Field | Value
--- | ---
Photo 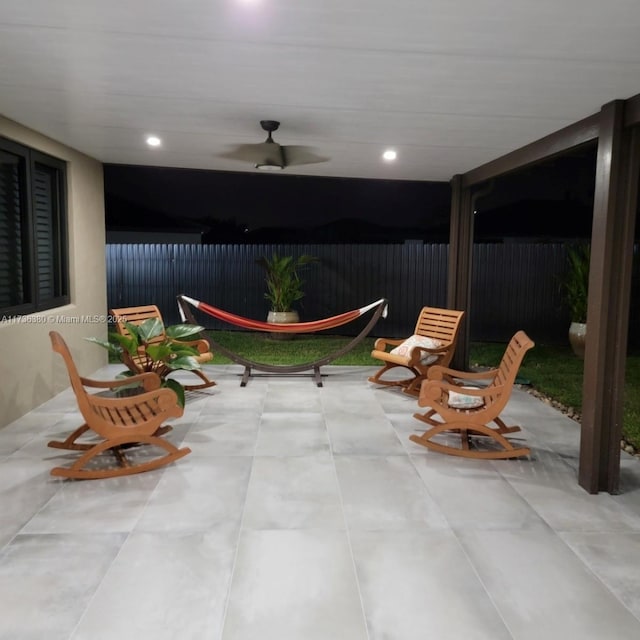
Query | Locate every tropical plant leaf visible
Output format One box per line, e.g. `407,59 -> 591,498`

84,336 -> 122,358
109,331 -> 138,355
122,320 -> 142,344
164,378 -> 186,408
166,355 -> 200,370
136,317 -> 164,342
170,346 -> 200,358
165,324 -> 205,339
146,343 -> 173,361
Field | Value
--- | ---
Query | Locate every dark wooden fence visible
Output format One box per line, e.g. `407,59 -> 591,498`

106,243 -> 639,345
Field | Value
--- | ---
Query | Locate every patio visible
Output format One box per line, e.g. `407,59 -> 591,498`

1,364 -> 640,640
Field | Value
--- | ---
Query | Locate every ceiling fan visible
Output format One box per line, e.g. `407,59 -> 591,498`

218,120 -> 329,171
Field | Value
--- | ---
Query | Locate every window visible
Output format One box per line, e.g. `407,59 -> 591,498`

0,137 -> 68,315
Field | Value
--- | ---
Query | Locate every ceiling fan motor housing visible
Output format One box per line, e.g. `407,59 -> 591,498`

260,120 -> 280,134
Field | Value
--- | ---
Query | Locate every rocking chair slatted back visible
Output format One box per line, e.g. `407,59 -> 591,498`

110,304 -> 216,391
111,305 -> 169,367
414,308 -> 464,348
368,306 -> 464,396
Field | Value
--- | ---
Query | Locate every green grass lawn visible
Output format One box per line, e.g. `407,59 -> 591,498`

204,330 -> 640,449
205,330 -> 379,366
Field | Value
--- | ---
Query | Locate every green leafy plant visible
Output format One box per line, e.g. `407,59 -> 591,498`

561,243 -> 590,323
255,253 -> 319,312
86,318 -> 205,407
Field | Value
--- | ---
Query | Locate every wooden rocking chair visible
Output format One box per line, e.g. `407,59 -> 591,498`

368,306 -> 464,395
48,331 -> 191,479
111,304 -> 216,391
410,330 -> 534,459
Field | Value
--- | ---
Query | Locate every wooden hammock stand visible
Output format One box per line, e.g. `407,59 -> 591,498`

177,295 -> 388,386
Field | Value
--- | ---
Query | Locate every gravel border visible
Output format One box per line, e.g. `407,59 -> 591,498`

521,385 -> 639,458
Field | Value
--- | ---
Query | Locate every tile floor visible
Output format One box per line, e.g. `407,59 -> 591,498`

1,364 -> 640,640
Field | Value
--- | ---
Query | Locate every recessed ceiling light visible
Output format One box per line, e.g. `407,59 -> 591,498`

146,135 -> 162,147
383,149 -> 397,161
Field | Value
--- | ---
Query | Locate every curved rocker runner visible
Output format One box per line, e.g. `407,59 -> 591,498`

177,295 -> 388,386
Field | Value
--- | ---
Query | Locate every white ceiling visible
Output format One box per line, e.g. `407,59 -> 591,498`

2,0 -> 640,182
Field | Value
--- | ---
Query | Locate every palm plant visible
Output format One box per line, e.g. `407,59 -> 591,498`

255,253 -> 318,312
561,243 -> 590,323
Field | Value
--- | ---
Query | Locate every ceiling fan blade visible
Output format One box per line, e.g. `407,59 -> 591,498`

218,142 -> 284,164
281,145 -> 330,166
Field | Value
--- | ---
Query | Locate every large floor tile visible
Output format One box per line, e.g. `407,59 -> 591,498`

411,455 -> 547,531
335,455 -> 449,531
184,411 -> 261,456
242,455 -> 344,530
22,472 -> 161,534
255,413 -> 330,457
325,412 -> 405,455
499,460 -> 640,532
0,533 -> 125,640
262,383 -> 322,413
350,530 -> 513,640
221,529 -> 368,640
0,458 -> 61,547
319,385 -> 385,416
458,528 -> 640,639
134,456 -> 252,533
560,531 -> 640,620
71,527 -> 237,640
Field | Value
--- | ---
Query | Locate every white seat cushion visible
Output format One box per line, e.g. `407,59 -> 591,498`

447,387 -> 485,409
390,335 -> 442,365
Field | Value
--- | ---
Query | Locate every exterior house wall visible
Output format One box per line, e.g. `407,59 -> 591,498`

0,115 -> 107,428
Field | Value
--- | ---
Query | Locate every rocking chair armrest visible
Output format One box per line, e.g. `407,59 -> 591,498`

80,371 -> 162,391
420,379 -> 506,406
426,366 -> 499,382
373,337 -> 404,351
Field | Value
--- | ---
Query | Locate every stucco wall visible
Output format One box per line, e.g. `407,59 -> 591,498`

0,116 -> 107,427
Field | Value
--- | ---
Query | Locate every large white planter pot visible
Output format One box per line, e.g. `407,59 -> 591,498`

267,310 -> 299,340
568,321 -> 586,359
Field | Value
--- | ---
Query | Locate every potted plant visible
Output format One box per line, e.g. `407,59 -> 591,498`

255,253 -> 318,335
86,317 -> 205,407
561,243 -> 590,358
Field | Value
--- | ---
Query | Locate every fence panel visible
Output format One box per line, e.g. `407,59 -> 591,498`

106,242 -> 639,345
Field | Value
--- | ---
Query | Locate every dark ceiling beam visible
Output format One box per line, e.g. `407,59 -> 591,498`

462,113 -> 600,188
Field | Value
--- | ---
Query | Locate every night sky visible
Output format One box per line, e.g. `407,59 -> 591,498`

104,164 -> 452,232
104,145 -> 601,241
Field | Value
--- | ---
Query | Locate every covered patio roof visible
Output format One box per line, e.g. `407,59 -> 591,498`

1,1 -> 640,181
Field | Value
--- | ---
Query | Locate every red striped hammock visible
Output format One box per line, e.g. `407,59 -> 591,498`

177,295 -> 388,333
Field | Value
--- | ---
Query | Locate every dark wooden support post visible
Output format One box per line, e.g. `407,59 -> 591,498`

447,175 -> 474,370
579,101 -> 639,494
